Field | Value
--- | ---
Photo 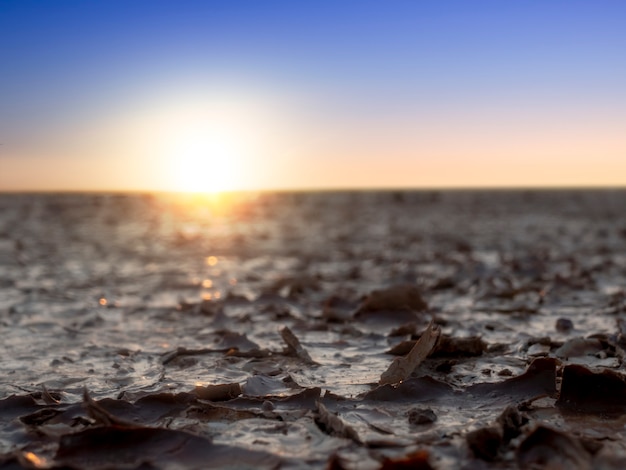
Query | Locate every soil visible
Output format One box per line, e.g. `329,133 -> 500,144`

1,189 -> 626,469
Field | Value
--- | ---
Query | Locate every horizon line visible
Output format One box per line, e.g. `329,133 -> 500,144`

1,184 -> 626,196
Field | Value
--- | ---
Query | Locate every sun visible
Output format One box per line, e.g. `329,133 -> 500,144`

168,128 -> 244,194
138,89 -> 285,194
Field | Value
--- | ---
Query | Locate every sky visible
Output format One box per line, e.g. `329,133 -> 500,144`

1,0 -> 625,192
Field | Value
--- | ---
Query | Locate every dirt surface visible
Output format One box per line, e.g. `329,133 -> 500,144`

1,190 -> 626,469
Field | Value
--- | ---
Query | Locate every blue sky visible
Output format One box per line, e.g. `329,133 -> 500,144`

1,1 -> 626,190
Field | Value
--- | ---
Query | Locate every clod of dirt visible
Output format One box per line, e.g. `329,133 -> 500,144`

432,335 -> 487,357
356,284 -> 428,314
322,295 -> 359,322
555,317 -> 574,332
407,408 -> 437,425
194,383 -> 242,401
516,426 -> 592,469
380,449 -> 434,469
556,364 -> 626,414
497,405 -> 527,442
387,335 -> 486,357
466,426 -> 503,461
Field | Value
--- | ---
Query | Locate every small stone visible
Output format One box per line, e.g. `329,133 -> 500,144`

556,318 -> 574,332
497,405 -> 527,442
408,408 -> 437,425
466,426 -> 503,461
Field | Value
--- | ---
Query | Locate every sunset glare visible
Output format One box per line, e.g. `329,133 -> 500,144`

166,129 -> 244,193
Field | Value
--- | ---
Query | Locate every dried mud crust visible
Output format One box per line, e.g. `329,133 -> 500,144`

1,190 -> 626,469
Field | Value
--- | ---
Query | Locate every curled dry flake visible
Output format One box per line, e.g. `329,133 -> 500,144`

280,326 -> 316,364
82,388 -> 136,428
380,321 -> 441,385
41,384 -> 61,405
316,402 -> 361,444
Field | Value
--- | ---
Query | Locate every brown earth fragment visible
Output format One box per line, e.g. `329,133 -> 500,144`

365,376 -> 453,402
516,426 -> 592,470
468,357 -> 558,401
199,298 -> 223,315
316,402 -> 361,443
41,384 -> 61,405
281,326 -> 317,364
225,348 -> 272,358
433,335 -> 487,357
0,395 -> 39,422
322,295 -> 358,323
555,338 -> 603,359
82,388 -> 137,428
380,321 -> 440,385
355,309 -> 420,328
556,364 -> 626,414
55,426 -> 281,469
194,383 -> 242,401
387,335 -> 486,357
19,408 -> 63,426
388,322 -> 418,337
556,317 -> 574,332
497,405 -> 527,442
229,387 -> 322,411
407,408 -> 437,425
380,450 -> 434,470
466,426 -> 503,461
356,284 -> 428,314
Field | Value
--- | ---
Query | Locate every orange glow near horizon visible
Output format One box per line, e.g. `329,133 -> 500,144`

1,89 -> 626,192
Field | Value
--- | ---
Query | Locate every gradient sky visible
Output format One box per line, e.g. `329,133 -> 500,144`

1,0 -> 625,191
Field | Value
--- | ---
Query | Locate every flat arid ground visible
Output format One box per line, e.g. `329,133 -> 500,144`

1,190 -> 626,469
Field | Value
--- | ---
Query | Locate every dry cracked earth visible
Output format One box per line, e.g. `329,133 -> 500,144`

1,190 -> 626,469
